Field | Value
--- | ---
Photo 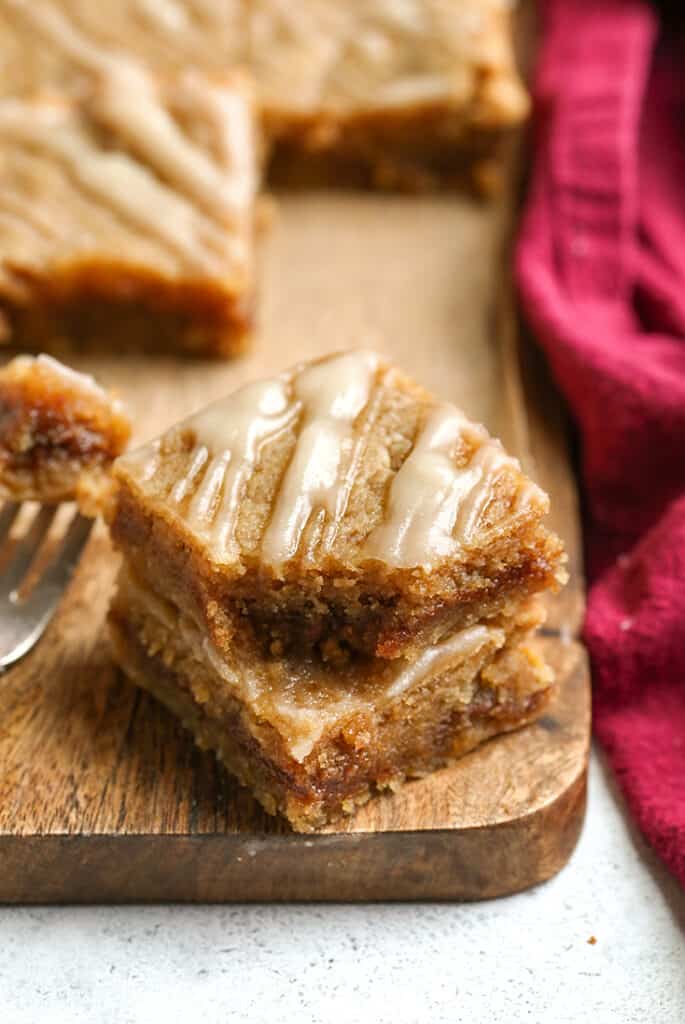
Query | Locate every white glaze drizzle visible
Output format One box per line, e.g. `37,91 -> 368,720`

121,351 -> 545,571
176,377 -> 298,561
120,352 -> 381,567
2,2 -> 253,264
385,624 -> 502,699
174,72 -> 257,212
0,102 -> 224,274
134,0 -> 189,33
5,0 -> 527,131
453,442 -> 515,540
4,0 -> 116,76
363,405 -> 517,568
318,365 -> 390,556
170,444 -> 209,505
91,61 -> 248,223
260,350 -> 379,566
11,353 -> 104,399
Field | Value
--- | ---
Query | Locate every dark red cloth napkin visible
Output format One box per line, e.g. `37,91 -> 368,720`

517,0 -> 685,886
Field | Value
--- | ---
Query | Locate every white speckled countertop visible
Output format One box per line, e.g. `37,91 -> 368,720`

0,748 -> 683,1024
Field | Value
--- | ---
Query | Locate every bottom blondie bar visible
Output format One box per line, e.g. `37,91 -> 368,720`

109,569 -> 552,831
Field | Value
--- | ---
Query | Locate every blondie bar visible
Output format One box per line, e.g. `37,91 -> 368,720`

0,62 -> 258,356
1,0 -> 528,192
110,350 -> 565,661
110,567 -> 552,830
107,350 -> 564,829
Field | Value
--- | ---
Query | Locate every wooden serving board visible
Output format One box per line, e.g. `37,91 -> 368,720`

0,185 -> 590,902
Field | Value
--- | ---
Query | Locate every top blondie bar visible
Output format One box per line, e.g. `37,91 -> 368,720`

110,350 -> 565,661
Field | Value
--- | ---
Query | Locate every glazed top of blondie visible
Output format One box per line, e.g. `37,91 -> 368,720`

1,0 -> 527,126
115,349 -> 550,579
249,0 -> 528,125
0,59 -> 256,297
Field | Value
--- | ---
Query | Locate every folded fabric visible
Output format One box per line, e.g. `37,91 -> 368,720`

517,0 -> 685,886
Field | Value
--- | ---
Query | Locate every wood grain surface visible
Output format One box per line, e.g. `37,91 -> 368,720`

0,186 -> 590,902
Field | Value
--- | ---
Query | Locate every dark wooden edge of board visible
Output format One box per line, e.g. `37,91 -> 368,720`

0,643 -> 589,902
1,782 -> 587,904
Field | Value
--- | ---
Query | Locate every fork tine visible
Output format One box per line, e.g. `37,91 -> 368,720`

0,505 -> 56,592
33,512 -> 93,592
0,512 -> 93,671
0,501 -> 19,543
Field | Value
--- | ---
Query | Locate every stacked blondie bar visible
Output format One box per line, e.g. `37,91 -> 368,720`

0,4 -> 561,831
107,350 -> 566,830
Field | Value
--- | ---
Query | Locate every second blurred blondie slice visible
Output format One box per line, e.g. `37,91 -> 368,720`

0,62 -> 259,357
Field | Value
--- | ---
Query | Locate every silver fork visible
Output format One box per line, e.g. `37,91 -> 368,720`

0,501 -> 93,670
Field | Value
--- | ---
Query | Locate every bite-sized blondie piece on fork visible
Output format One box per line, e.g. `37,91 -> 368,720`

0,61 -> 259,357
107,350 -> 566,830
0,354 -> 130,511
